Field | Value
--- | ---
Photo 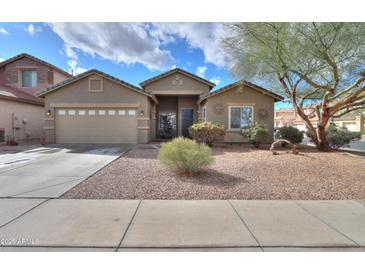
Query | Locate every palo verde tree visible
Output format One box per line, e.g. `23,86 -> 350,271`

222,23 -> 365,151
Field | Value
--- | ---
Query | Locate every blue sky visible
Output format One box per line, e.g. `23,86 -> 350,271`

0,22 -> 234,90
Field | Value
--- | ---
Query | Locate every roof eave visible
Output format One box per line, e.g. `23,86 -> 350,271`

36,69 -> 150,99
0,53 -> 71,78
0,94 -> 44,106
198,80 -> 284,103
139,68 -> 216,89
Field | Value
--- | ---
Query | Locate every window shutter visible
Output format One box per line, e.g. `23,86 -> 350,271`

48,71 -> 54,85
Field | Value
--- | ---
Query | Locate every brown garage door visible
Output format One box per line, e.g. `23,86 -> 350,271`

55,108 -> 138,144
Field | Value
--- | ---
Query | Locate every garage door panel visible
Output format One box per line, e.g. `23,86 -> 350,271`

55,108 -> 138,144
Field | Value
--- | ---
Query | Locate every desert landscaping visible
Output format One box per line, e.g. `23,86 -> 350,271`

62,144 -> 365,200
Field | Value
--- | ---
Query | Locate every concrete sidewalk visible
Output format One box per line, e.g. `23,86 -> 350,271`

0,199 -> 364,252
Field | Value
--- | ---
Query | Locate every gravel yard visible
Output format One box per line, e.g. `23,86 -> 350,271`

62,144 -> 365,200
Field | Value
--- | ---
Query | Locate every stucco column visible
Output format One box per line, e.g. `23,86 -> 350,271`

356,114 -> 364,132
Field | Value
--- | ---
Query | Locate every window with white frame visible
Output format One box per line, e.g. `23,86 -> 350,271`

118,110 -> 126,115
98,110 -> 106,115
88,110 -> 96,115
229,106 -> 253,129
21,70 -> 37,87
78,110 -> 86,115
202,106 -> 207,122
108,110 -> 116,115
68,110 -> 76,115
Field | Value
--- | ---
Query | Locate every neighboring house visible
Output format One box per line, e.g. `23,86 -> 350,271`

0,53 -> 71,143
275,106 -> 318,131
37,68 -> 283,144
275,106 -> 364,132
333,112 -> 364,132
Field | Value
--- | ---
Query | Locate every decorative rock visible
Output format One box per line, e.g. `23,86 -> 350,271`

270,139 -> 299,155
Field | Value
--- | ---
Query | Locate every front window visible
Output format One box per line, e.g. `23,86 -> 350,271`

202,107 -> 207,122
230,106 -> 253,129
22,70 -> 37,87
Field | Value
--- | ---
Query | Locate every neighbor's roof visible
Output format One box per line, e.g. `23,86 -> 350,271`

334,111 -> 364,121
0,85 -> 44,106
199,80 -> 284,102
0,53 -> 71,77
36,69 -> 158,103
139,68 -> 216,90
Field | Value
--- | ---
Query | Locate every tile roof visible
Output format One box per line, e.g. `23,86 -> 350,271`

36,69 -> 157,103
0,53 -> 71,77
199,80 -> 284,102
0,85 -> 44,106
139,68 -> 216,89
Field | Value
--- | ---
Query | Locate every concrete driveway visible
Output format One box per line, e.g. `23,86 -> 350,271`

0,144 -> 131,198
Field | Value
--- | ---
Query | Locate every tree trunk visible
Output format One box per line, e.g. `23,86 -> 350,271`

316,125 -> 332,151
316,109 -> 332,152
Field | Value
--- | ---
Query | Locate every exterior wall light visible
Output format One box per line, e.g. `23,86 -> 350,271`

139,110 -> 144,116
46,110 -> 52,116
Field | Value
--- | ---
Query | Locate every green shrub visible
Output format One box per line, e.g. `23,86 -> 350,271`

275,126 -> 304,144
189,122 -> 225,146
158,137 -> 214,174
241,123 -> 269,148
305,130 -> 316,142
326,124 -> 361,149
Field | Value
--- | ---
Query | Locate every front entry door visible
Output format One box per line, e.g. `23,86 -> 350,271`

181,108 -> 194,137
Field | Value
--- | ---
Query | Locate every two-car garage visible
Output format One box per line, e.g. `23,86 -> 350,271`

37,69 -> 155,145
54,108 -> 138,144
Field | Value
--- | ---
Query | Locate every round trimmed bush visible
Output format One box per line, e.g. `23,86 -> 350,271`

158,137 -> 214,174
189,122 -> 225,146
326,123 -> 361,149
275,126 -> 304,144
241,123 -> 269,148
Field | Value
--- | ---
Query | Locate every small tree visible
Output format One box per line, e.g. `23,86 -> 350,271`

189,122 -> 225,146
242,123 -> 269,148
223,23 -> 365,151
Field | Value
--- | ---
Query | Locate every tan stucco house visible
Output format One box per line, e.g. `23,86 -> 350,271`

0,53 -> 71,143
37,68 -> 283,144
275,106 -> 365,132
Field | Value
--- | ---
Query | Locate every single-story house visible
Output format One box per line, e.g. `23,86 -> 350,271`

36,68 -> 283,144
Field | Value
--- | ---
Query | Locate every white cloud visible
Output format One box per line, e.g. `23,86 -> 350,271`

150,23 -> 228,68
209,76 -> 221,85
50,23 -> 174,71
67,59 -> 87,75
50,23 -> 228,72
0,57 -> 4,62
196,65 -> 207,77
64,45 -> 77,59
24,24 -> 42,36
0,27 -> 9,35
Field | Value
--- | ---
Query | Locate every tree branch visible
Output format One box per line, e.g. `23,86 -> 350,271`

329,76 -> 365,100
332,104 -> 365,118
